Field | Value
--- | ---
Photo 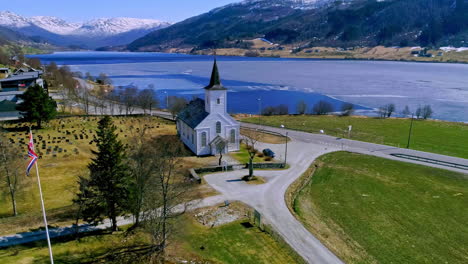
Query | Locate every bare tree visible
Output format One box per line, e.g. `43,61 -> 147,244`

296,100 -> 307,115
378,104 -> 396,118
141,135 -> 189,261
216,140 -> 227,166
402,105 -> 411,116
0,133 -> 25,216
340,103 -> 354,116
168,96 -> 188,119
242,129 -> 261,180
386,104 -> 396,118
421,105 -> 433,119
138,88 -> 159,115
126,127 -> 152,227
312,100 -> 334,115
122,87 -> 138,115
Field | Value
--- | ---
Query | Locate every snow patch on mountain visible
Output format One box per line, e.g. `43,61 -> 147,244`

0,11 -> 170,37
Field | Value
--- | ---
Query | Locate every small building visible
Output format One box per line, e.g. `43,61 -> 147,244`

0,71 -> 41,92
176,59 -> 240,156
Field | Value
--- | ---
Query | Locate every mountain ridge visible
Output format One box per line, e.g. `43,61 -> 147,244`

127,0 -> 468,52
0,11 -> 171,49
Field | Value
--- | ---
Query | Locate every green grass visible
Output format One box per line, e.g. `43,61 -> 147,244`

0,215 -> 300,264
231,144 -> 266,164
294,152 -> 468,264
243,115 -> 468,158
173,216 -> 300,264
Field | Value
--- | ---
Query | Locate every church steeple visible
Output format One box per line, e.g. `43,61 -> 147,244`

204,59 -> 227,90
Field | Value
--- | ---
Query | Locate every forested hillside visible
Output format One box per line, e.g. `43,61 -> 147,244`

128,0 -> 468,51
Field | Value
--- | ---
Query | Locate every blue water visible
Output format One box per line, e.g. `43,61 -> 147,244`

29,52 -> 468,121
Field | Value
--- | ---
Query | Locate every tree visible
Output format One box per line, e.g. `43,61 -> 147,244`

127,128 -> 154,227
141,135 -> 188,261
296,100 -> 307,115
340,103 -> 354,116
16,84 -> 57,128
312,100 -> 334,115
415,106 -> 422,119
421,105 -> 433,119
74,116 -> 131,231
242,129 -> 261,180
85,72 -> 94,82
386,104 -> 396,118
97,73 -> 112,85
0,133 -> 25,216
402,105 -> 411,116
121,87 -> 138,115
378,104 -> 396,118
138,88 -> 159,115
216,140 -> 227,166
168,96 -> 188,119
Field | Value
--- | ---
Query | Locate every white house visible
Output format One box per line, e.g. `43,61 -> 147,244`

177,59 -> 240,156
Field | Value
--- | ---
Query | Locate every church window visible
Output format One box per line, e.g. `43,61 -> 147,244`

231,129 -> 236,143
216,122 -> 221,134
201,132 -> 207,147
230,129 -> 236,143
217,98 -> 221,104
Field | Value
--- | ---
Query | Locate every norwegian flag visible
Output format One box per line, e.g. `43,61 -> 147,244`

27,131 -> 38,176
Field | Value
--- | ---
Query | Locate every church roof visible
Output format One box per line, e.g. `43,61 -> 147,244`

177,98 -> 209,129
204,59 -> 227,90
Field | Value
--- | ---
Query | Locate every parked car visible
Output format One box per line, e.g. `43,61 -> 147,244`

263,149 -> 275,158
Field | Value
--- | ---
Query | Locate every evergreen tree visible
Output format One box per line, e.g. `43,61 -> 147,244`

74,116 -> 131,231
16,84 -> 57,128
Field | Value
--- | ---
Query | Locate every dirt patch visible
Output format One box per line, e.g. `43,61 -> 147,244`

192,202 -> 249,228
241,175 -> 267,185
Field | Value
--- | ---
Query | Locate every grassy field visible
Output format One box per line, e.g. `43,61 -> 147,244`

0,116 -> 217,236
0,213 -> 300,264
293,152 -> 468,263
242,115 -> 468,159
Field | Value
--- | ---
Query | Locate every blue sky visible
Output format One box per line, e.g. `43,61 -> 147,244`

3,0 -> 239,22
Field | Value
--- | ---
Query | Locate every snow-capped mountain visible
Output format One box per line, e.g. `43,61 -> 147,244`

0,11 -> 171,48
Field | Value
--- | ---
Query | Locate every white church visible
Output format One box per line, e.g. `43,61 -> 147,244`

176,59 -> 240,156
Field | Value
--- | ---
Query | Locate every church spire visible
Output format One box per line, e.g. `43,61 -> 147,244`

204,58 -> 226,90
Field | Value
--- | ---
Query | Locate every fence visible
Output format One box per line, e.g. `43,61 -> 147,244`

188,162 -> 287,183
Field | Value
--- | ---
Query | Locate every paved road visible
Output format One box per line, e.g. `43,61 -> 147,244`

242,123 -> 468,174
205,140 -> 343,264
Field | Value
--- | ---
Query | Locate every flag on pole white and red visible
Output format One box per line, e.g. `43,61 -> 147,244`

27,131 -> 38,175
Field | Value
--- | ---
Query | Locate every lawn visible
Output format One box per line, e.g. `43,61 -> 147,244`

0,214 -> 300,264
242,115 -> 468,159
293,152 -> 468,263
0,116 -> 178,235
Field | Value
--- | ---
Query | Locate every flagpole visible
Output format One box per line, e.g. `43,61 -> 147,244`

31,130 -> 54,264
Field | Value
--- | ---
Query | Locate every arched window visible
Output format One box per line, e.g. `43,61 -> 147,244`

230,129 -> 236,143
201,132 -> 207,147
216,121 -> 221,134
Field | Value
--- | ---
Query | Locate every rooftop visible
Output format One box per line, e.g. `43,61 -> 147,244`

178,98 -> 209,129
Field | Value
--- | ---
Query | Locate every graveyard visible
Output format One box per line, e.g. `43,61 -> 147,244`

0,116 -> 217,235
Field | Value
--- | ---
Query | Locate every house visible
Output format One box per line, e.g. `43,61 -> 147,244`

176,59 -> 240,156
0,70 -> 42,92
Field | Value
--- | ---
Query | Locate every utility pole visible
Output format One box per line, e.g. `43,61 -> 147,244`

164,91 -> 169,110
406,113 -> 414,149
284,131 -> 288,166
257,98 -> 262,123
